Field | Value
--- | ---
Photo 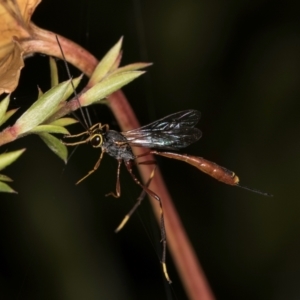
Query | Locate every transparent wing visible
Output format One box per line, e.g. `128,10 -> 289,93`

122,110 -> 202,150
126,110 -> 200,132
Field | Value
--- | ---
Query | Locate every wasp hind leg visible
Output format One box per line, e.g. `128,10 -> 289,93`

115,164 -> 157,232
124,160 -> 172,284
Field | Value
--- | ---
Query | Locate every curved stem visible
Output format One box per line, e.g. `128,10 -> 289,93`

23,23 -> 98,77
21,24 -> 215,300
109,91 -> 214,300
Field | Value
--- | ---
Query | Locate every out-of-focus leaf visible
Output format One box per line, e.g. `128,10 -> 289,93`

0,181 -> 16,193
0,94 -> 10,121
81,71 -> 145,106
39,132 -> 68,163
49,57 -> 58,87
0,95 -> 19,127
28,125 -> 69,135
14,79 -> 71,135
88,37 -> 123,86
0,0 -> 41,95
0,174 -> 13,182
0,149 -> 25,171
0,108 -> 19,126
49,118 -> 78,127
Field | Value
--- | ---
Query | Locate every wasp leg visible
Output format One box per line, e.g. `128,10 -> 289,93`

105,160 -> 122,198
63,123 -> 109,146
76,151 -> 105,185
99,123 -> 109,132
88,123 -> 109,132
134,151 -> 152,159
124,160 -> 172,284
63,130 -> 89,139
63,138 -> 90,146
115,164 -> 156,233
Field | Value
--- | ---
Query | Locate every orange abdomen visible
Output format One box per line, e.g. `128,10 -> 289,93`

151,151 -> 239,186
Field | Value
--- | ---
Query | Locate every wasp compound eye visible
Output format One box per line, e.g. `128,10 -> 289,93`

90,134 -> 103,148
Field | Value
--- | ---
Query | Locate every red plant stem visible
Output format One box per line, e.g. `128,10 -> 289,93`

23,23 -> 98,76
22,25 -> 215,300
109,92 -> 214,300
0,126 -> 18,146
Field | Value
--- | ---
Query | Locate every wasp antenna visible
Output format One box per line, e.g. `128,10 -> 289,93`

236,184 -> 273,197
55,35 -> 90,130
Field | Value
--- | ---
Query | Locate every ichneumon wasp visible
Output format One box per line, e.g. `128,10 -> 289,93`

63,109 -> 272,284
56,36 -> 271,284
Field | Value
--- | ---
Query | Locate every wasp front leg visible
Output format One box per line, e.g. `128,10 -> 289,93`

76,150 -> 105,185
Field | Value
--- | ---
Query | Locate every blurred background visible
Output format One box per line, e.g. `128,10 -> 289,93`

1,0 -> 300,299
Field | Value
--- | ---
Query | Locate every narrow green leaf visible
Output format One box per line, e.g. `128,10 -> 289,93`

0,95 -> 10,122
110,62 -> 152,75
14,80 -> 71,135
0,174 -> 13,182
82,71 -> 145,106
37,86 -> 43,98
0,108 -> 18,126
88,37 -> 123,85
0,181 -> 16,193
91,98 -> 109,105
0,149 -> 26,171
61,75 -> 82,102
49,57 -> 59,87
49,118 -> 78,127
28,125 -> 69,135
110,51 -> 123,72
39,132 -> 68,163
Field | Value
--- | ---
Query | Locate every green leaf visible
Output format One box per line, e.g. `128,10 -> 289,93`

60,75 -> 82,102
0,108 -> 18,126
37,86 -> 43,98
0,95 -> 10,123
39,132 -> 68,163
28,125 -> 69,135
0,181 -> 16,193
0,174 -> 13,182
0,149 -> 26,171
50,57 -> 59,87
110,51 -> 122,72
81,71 -> 145,106
88,37 -> 123,85
14,80 -> 71,135
49,118 -> 78,127
110,62 -> 152,75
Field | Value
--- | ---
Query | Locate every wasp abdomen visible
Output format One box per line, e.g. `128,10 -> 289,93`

151,151 -> 239,186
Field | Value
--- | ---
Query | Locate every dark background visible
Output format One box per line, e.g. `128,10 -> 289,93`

1,0 -> 300,299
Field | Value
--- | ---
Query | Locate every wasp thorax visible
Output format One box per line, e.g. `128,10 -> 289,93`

90,134 -> 103,148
